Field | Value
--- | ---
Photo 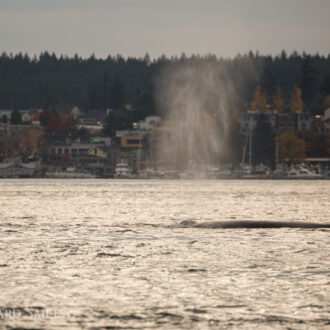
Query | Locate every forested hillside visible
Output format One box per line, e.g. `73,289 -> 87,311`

0,51 -> 329,116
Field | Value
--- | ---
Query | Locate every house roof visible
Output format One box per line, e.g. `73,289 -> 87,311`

0,163 -> 11,169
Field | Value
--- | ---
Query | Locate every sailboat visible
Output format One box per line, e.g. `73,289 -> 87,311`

239,118 -> 254,177
239,117 -> 270,179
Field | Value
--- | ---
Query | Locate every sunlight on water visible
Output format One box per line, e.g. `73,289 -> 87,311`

0,179 -> 329,329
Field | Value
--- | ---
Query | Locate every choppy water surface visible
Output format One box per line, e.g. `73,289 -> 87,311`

0,179 -> 329,329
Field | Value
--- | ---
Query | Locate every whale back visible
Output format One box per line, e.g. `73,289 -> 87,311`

179,220 -> 330,229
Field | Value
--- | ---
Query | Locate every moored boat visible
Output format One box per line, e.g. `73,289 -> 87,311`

114,162 -> 135,178
45,167 -> 96,179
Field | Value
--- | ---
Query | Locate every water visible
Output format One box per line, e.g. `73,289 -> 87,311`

0,179 -> 329,329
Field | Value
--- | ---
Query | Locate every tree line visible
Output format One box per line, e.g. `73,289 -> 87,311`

0,51 -> 330,118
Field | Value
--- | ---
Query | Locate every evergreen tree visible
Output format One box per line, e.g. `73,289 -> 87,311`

10,110 -> 22,124
301,56 -> 319,109
280,50 -> 287,61
260,64 -> 276,104
0,51 -> 329,115
110,76 -> 126,109
87,82 -> 103,111
103,109 -> 133,136
132,91 -> 157,122
321,73 -> 330,97
102,69 -> 111,110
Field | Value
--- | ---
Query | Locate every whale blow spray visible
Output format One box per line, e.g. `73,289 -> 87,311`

156,59 -> 237,170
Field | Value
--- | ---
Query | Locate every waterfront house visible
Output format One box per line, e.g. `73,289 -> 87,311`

0,162 -> 37,178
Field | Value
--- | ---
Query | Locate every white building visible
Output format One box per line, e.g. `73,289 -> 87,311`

296,113 -> 312,131
138,116 -> 161,130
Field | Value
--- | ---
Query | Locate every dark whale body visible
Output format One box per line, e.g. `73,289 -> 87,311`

179,220 -> 330,229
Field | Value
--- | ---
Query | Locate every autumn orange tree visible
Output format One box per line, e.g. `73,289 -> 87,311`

321,95 -> 330,110
24,130 -> 40,156
0,129 -> 41,160
290,86 -> 303,114
273,88 -> 285,113
251,86 -> 268,113
278,132 -> 306,163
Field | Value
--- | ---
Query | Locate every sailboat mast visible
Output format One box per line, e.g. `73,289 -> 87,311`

249,118 -> 252,168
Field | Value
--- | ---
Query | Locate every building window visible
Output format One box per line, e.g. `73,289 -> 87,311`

127,139 -> 141,144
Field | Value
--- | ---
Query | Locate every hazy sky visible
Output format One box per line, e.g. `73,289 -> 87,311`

1,0 -> 329,58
